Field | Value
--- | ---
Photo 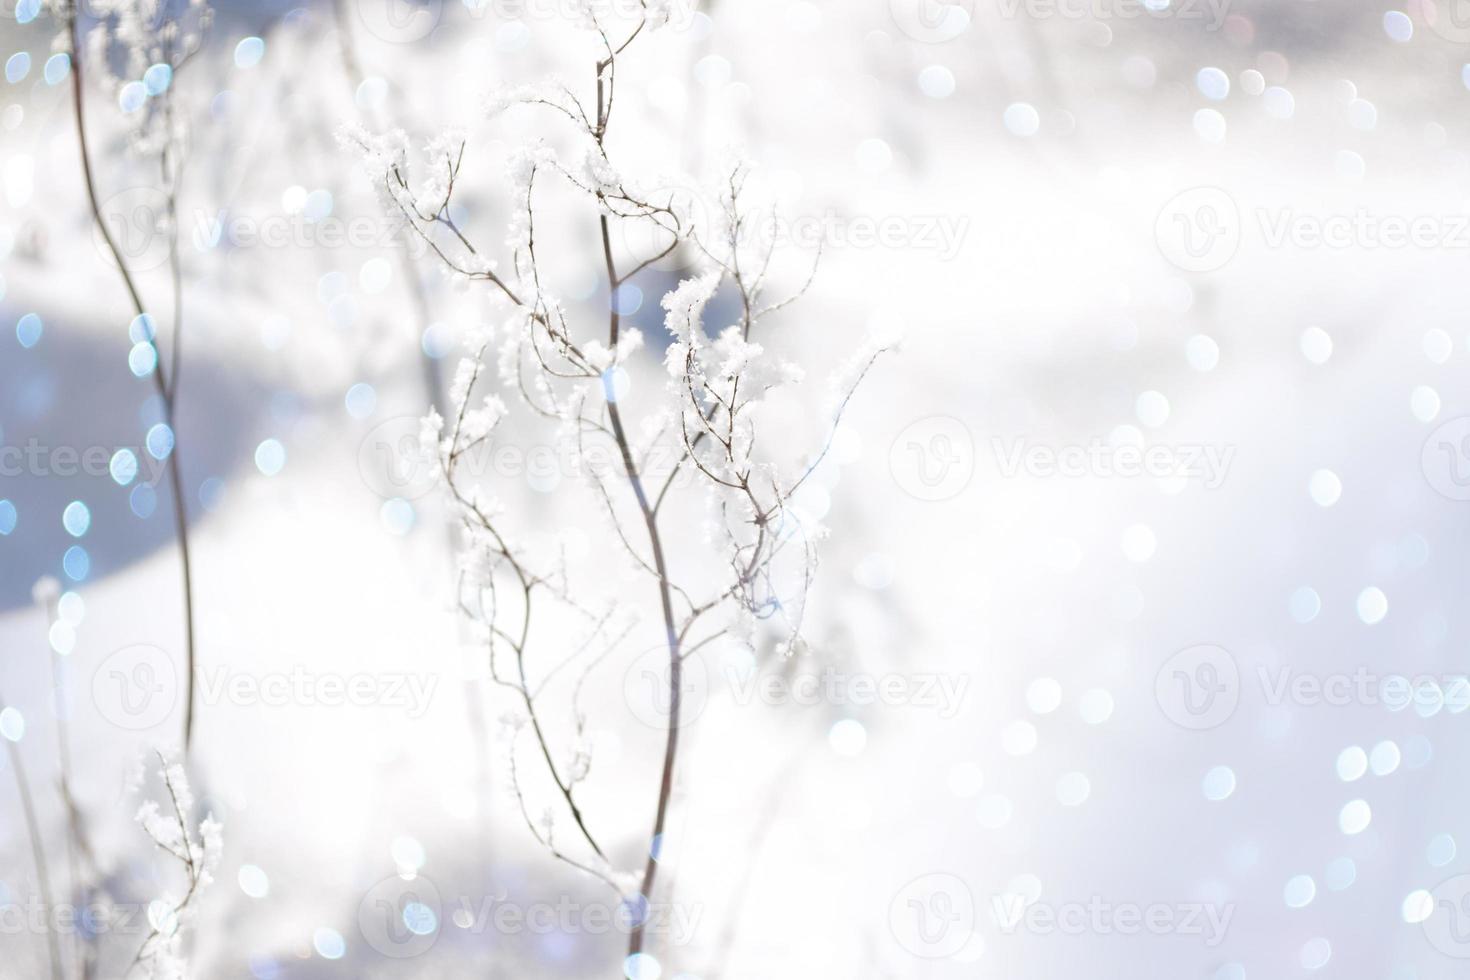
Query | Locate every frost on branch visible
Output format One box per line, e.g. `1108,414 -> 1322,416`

79,0 -> 214,158
340,0 -> 889,910
131,753 -> 222,979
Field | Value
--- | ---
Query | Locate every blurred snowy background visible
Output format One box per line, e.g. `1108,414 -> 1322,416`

4,0 -> 1470,977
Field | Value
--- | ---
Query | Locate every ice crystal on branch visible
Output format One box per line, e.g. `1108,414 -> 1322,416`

130,753 -> 222,980
342,0 -> 889,944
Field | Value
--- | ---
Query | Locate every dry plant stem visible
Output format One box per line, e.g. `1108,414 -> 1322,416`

354,15 -> 878,964
591,56 -> 683,952
66,4 -> 198,757
41,595 -> 86,978
2,693 -> 62,980
129,752 -> 204,976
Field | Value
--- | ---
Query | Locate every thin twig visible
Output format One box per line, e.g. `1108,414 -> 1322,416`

65,2 -> 198,758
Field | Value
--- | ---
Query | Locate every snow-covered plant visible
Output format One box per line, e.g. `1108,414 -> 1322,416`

78,0 -> 212,156
55,0 -> 211,755
129,753 -> 222,979
343,2 -> 889,962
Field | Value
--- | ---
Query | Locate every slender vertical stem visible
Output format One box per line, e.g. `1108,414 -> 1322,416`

589,38 -> 685,962
40,593 -> 84,979
597,209 -> 683,959
2,694 -> 62,980
65,3 -> 198,756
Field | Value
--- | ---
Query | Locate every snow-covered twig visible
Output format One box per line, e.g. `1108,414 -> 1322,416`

342,2 -> 890,964
128,752 -> 222,979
